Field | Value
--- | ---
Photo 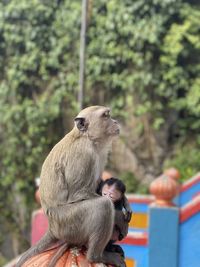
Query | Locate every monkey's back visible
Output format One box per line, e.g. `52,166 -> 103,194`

39,129 -> 102,211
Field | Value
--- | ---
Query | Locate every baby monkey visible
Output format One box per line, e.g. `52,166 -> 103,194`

98,177 -> 132,258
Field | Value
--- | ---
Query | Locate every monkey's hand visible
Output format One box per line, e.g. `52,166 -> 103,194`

124,210 -> 132,223
123,196 -> 132,223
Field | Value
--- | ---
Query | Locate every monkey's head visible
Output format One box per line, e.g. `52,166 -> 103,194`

74,106 -> 120,142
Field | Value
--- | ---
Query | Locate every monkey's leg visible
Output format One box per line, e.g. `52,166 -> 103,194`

85,199 -> 125,267
48,242 -> 68,267
87,240 -> 125,267
44,198 -> 124,267
16,230 -> 57,267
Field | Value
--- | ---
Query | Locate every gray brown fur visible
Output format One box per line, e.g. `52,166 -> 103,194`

16,106 -> 126,267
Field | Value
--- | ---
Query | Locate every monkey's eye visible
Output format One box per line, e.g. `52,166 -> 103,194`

102,111 -> 110,118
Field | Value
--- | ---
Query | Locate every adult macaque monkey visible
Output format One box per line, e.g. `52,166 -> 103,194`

17,106 -> 127,267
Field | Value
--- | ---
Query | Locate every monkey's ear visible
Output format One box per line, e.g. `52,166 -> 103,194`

74,117 -> 88,132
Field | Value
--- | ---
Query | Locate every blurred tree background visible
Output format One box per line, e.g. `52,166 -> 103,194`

0,0 -> 200,263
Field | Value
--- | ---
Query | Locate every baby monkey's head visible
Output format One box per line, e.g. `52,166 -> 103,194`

101,177 -> 126,203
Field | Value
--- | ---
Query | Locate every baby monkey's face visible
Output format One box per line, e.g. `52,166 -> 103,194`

101,184 -> 122,203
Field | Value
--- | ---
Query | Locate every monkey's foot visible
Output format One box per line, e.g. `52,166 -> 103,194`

88,251 -> 126,267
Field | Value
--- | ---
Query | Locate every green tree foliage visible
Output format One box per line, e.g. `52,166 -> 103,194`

0,0 -> 81,254
0,0 -> 200,260
85,0 -> 200,179
86,0 -> 200,126
164,146 -> 200,182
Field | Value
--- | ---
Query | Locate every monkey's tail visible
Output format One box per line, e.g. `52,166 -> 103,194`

16,230 -> 57,267
48,242 -> 68,267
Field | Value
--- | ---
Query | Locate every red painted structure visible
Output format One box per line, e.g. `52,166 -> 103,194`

180,173 -> 200,192
119,232 -> 148,246
31,208 -> 48,245
128,195 -> 154,204
179,195 -> 200,223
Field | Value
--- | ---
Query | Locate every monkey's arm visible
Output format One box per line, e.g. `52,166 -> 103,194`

114,210 -> 128,240
123,195 -> 132,222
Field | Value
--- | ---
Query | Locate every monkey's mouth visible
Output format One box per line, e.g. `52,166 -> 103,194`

108,125 -> 120,136
114,128 -> 120,135
116,128 -> 120,134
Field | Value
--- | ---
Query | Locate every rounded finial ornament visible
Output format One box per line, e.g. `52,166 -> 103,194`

164,167 -> 180,180
150,174 -> 179,207
102,170 -> 113,181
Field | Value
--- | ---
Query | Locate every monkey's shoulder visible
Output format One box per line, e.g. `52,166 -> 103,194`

41,131 -> 98,174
